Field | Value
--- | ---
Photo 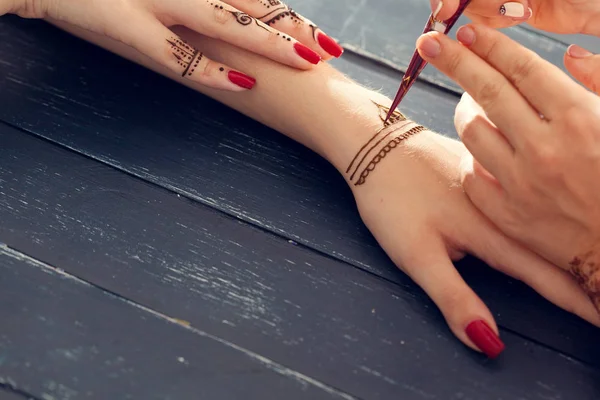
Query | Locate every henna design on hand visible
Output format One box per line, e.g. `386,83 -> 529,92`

345,101 -> 424,186
354,125 -> 426,186
346,102 -> 407,175
167,37 -> 203,77
569,248 -> 600,312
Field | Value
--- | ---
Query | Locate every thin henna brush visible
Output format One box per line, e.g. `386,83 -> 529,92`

384,0 -> 472,123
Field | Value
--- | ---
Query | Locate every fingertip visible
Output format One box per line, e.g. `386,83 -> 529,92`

464,319 -> 506,358
227,70 -> 256,90
416,32 -> 442,59
566,44 -> 594,59
432,0 -> 458,21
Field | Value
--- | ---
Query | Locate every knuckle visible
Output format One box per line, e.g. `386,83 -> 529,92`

198,58 -> 217,77
213,5 -> 234,25
17,0 -> 49,18
457,113 -> 485,145
474,80 -> 504,110
506,56 -> 538,88
445,51 -> 463,76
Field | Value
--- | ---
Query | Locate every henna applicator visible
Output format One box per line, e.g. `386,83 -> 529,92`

384,0 -> 472,124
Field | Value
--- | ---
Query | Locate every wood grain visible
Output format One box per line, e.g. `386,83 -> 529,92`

292,0 -> 572,92
1,121 -> 599,399
0,245 -> 353,400
0,17 -> 597,366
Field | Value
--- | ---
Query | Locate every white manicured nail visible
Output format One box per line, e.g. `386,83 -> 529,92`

433,0 -> 444,19
500,2 -> 526,17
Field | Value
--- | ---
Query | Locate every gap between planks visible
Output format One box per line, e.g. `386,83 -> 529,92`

1,120 -> 599,370
0,244 -> 361,400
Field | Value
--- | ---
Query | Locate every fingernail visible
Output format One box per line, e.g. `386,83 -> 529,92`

294,42 -> 321,64
568,44 -> 594,59
431,0 -> 443,19
457,25 -> 475,46
228,70 -> 256,90
465,320 -> 505,358
418,35 -> 441,58
317,33 -> 344,58
500,2 -> 526,17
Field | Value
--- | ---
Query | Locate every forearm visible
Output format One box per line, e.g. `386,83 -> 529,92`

48,21 -> 432,175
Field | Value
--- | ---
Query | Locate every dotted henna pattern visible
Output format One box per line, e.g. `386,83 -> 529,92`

166,37 -> 203,77
355,125 -> 426,186
206,1 -> 307,41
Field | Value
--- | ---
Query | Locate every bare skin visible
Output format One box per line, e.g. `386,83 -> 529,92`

47,19 -> 600,358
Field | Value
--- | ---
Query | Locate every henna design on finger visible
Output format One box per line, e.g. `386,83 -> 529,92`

569,248 -> 600,312
167,37 -> 203,77
355,125 -> 426,186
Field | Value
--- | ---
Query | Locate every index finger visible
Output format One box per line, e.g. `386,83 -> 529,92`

456,24 -> 587,118
416,30 -> 543,148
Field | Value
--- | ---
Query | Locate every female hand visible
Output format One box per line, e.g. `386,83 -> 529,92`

3,0 -> 343,91
432,0 -> 600,34
415,24 -> 600,310
344,123 -> 600,358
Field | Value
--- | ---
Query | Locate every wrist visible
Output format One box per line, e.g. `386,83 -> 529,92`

312,90 -> 441,183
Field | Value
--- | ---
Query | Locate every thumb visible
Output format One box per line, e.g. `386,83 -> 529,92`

565,45 -> 600,95
402,239 -> 505,358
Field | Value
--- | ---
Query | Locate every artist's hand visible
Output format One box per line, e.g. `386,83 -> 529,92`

344,128 -> 600,358
3,0 -> 343,91
415,24 -> 600,309
432,0 -> 600,34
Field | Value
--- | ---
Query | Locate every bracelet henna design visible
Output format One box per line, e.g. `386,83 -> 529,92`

355,125 -> 426,186
167,37 -> 203,77
569,247 -> 600,312
346,102 -> 407,175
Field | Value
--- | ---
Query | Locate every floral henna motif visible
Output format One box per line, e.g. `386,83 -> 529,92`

255,3 -> 320,42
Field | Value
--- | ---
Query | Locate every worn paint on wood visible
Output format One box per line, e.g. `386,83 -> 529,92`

1,123 -> 600,399
0,17 -> 597,366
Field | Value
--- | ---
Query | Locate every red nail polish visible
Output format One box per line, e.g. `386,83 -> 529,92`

317,33 -> 344,58
465,320 -> 505,358
294,42 -> 321,64
228,71 -> 256,90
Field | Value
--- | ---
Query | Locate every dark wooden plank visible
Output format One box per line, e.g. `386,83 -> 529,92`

0,245 -> 349,400
1,121 -> 600,399
294,0 -> 570,91
0,17 -> 598,366
0,387 -> 34,400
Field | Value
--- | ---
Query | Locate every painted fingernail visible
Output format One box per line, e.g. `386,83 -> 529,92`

465,320 -> 505,358
568,44 -> 594,59
228,70 -> 256,90
294,42 -> 321,64
431,0 -> 443,18
317,33 -> 344,58
500,2 -> 526,17
457,25 -> 476,46
418,35 -> 441,58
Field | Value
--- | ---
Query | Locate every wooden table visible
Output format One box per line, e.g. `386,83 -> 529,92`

0,2 -> 598,399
